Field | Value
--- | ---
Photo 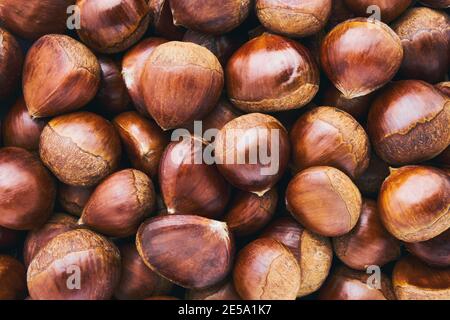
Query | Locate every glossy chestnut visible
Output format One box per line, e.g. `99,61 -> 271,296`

193,98 -> 242,134
0,255 -> 26,300
355,152 -> 390,198
186,280 -> 241,300
0,28 -> 23,101
406,229 -> 450,268
343,0 -> 412,23
327,0 -> 355,30
57,184 -> 94,217
148,0 -> 185,40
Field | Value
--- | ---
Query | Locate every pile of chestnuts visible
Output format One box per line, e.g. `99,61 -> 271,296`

0,0 -> 449,301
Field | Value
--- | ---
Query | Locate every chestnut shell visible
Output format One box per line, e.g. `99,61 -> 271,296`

0,27 -> 23,101
0,255 -> 26,300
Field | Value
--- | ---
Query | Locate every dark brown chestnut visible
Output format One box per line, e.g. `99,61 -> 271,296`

419,0 -> 450,8
193,98 -> 242,134
0,226 -> 19,249
148,0 -> 185,40
406,229 -> 450,268
355,152 -> 390,197
39,112 -> 122,187
343,0 -> 412,23
57,184 -> 94,217
186,280 -> 241,300
436,82 -> 450,97
0,27 -> 23,101
23,35 -> 100,118
0,147 -> 55,230
0,255 -> 26,300
327,0 -> 355,30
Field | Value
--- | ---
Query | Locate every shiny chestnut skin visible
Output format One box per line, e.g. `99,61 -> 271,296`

0,28 -> 23,101
215,113 -> 290,196
379,166 -> 450,243
141,41 -> 224,130
27,229 -> 121,300
286,166 -> 362,237
0,147 -> 56,230
169,0 -> 251,34
115,243 -> 173,300
0,226 -> 18,249
343,0 -> 412,23
113,112 -> 169,178
2,97 -> 47,151
0,255 -> 26,300
333,199 -> 401,271
419,0 -> 450,8
392,7 -> 449,84
233,237 -> 300,300
76,0 -> 150,54
159,135 -> 230,219
368,80 -> 450,166
226,33 -> 319,113
406,229 -> 450,268
194,98 -> 242,134
57,184 -> 94,217
187,280 -> 241,300
256,0 -> 332,38
39,112 -> 122,187
136,215 -> 234,289
80,169 -> 156,238
262,217 -> 333,298
436,82 -> 450,97
393,256 -> 450,300
355,152 -> 390,198
23,35 -> 100,118
148,0 -> 185,40
327,0 -> 355,30
290,107 -> 370,179
321,18 -> 403,99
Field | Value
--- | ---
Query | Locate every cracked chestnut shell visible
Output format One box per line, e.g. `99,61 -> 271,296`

343,0 -> 412,23
57,184 -> 94,217
187,280 -> 241,300
23,35 -> 100,118
0,255 -> 26,300
148,0 -> 185,40
39,112 -> 122,187
406,229 -> 450,268
136,215 -> 234,289
0,28 -> 23,101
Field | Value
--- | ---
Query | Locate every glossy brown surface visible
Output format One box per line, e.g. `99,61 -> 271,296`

27,229 -> 121,300
187,280 -> 241,300
136,215 -> 234,289
23,35 -> 100,118
406,229 -> 450,268
0,226 -> 18,249
379,166 -> 450,243
0,28 -> 23,101
321,18 -> 403,99
0,255 -> 26,300
39,112 -> 122,187
226,33 -> 319,112
80,169 -> 155,237
327,0 -> 355,30
148,0 -> 185,40
0,147 -> 55,230
286,166 -> 361,237
344,0 -> 412,23
57,184 -> 94,217
355,152 -> 390,197
368,80 -> 450,165
436,82 -> 450,97
76,0 -> 150,53
194,98 -> 242,134
290,107 -> 370,179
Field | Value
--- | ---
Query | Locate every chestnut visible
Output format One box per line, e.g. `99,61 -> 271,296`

286,166 -> 362,237
0,28 -> 23,101
355,152 -> 390,198
393,256 -> 450,300
368,80 -> 450,166
321,18 -> 403,99
0,147 -> 56,230
148,0 -> 185,40
226,33 -> 319,113
290,106 -> 370,179
262,217 -> 333,298
436,82 -> 450,97
392,7 -> 449,84
333,199 -> 401,271
136,215 -> 234,289
406,229 -> 450,268
113,112 -> 169,178
115,243 -> 173,300
0,255 -> 26,300
186,280 -> 241,300
0,226 -> 19,249
39,112 -> 122,187
141,41 -> 224,130
57,184 -> 94,217
27,229 -> 121,300
379,166 -> 450,243
80,169 -> 155,237
233,237 -> 300,300
327,0 -> 355,30
255,0 -> 332,38
76,0 -> 150,53
23,35 -> 100,118
194,98 -> 242,134
215,113 -> 290,196
343,0 -> 412,23
419,0 -> 450,8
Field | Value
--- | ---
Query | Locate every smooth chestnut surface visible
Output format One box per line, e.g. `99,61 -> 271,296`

233,237 -> 300,300
0,255 -> 26,300
0,147 -> 56,230
0,28 -> 23,101
226,33 -> 319,113
23,35 -> 100,118
2,97 -> 47,151
159,135 -> 230,219
290,107 -> 370,179
355,152 -> 390,197
27,229 -> 121,300
136,215 -> 234,289
187,280 -> 241,300
321,18 -> 403,99
39,112 -> 122,187
327,0 -> 355,30
0,226 -> 18,248
368,80 -> 450,165
256,0 -> 332,37
262,217 -> 333,297
141,41 -> 224,130
113,112 -> 169,178
379,166 -> 450,243
333,199 -> 401,270
195,98 -> 242,133
57,184 -> 94,217
286,166 -> 361,237
406,229 -> 450,268
436,82 -> 450,97
343,0 -> 413,23
148,0 -> 185,40
215,113 -> 290,196
393,7 -> 449,84
393,256 -> 450,300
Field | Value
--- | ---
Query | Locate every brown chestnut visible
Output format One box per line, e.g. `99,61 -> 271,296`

194,98 -> 242,134
226,33 -> 319,113
321,18 -> 403,99
0,28 -> 23,101
406,229 -> 450,268
327,0 -> 355,30
27,229 -> 121,300
0,255 -> 26,300
0,226 -> 19,249
57,184 -> 94,217
0,147 -> 55,230
23,35 -> 100,118
136,215 -> 234,289
186,280 -> 241,300
379,166 -> 450,243
419,0 -> 450,8
436,82 -> 450,97
148,0 -> 185,40
355,152 -> 390,197
343,0 -> 412,23
368,80 -> 450,166
39,112 -> 122,187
